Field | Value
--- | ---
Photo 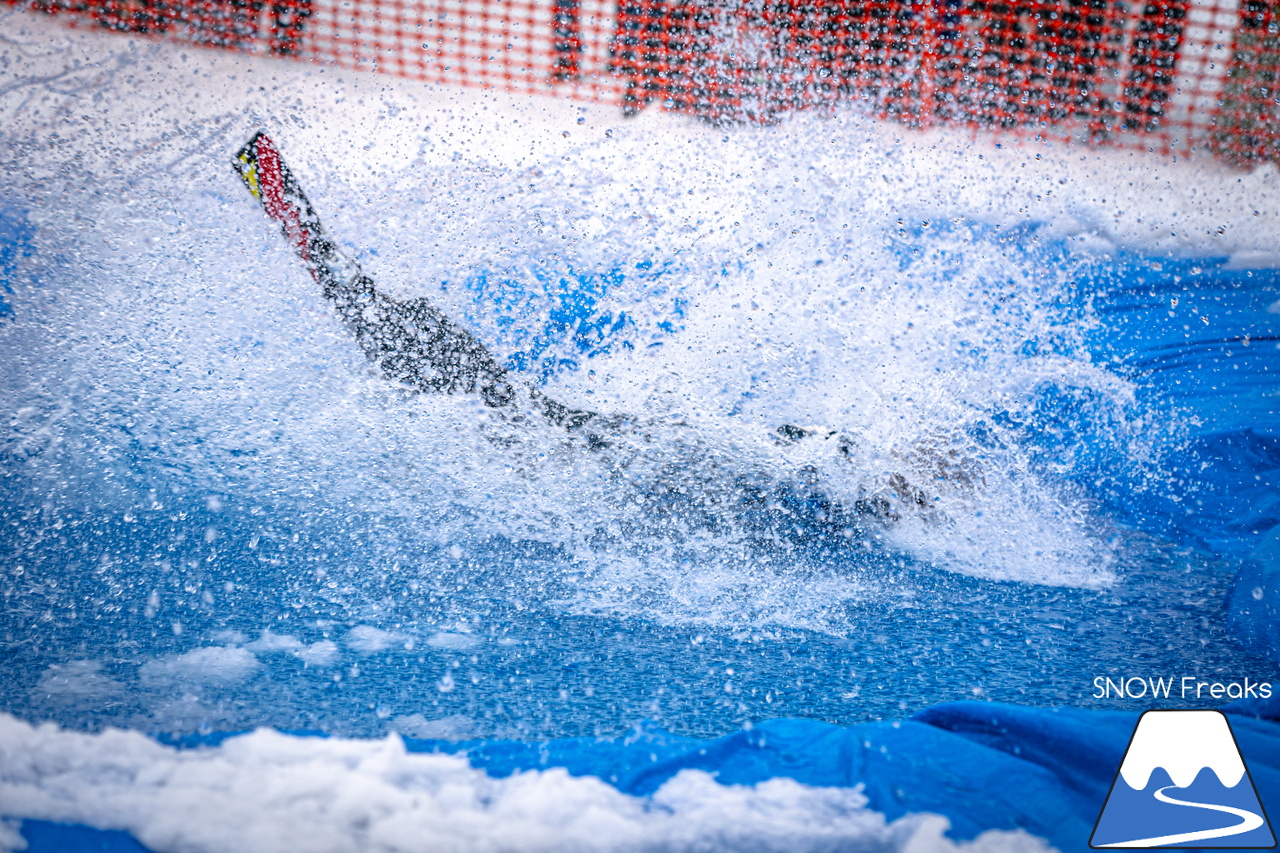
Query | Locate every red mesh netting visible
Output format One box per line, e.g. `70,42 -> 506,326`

12,0 -> 1280,164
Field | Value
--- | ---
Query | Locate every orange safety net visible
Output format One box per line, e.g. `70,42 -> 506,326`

12,0 -> 1280,164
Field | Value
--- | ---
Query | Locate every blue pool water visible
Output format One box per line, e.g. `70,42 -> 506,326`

0,13 -> 1279,851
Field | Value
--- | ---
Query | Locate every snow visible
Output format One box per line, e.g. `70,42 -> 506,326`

344,626 -> 412,654
0,713 -> 1056,853
139,646 -> 263,688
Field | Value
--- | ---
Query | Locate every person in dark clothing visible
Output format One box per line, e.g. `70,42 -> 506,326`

234,130 -> 981,521
94,0 -> 172,33
611,0 -> 719,117
266,0 -> 311,55
553,0 -> 583,79
1123,1 -> 1188,133
1211,1 -> 1280,163
162,0 -> 310,54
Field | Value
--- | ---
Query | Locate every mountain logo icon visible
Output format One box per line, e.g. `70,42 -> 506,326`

1091,710 -> 1275,848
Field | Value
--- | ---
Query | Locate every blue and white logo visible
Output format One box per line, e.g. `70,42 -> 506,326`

1091,710 -> 1275,848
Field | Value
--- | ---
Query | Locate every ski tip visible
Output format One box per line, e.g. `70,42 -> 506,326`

232,131 -> 276,202
230,130 -> 326,271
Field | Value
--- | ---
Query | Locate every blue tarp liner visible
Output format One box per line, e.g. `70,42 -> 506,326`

17,698 -> 1280,853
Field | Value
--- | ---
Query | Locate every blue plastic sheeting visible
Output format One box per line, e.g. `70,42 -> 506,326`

0,205 -> 34,317
18,822 -> 152,853
17,699 -> 1280,853
1083,256 -> 1280,668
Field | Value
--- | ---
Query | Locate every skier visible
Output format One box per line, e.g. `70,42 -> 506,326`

234,131 -> 977,520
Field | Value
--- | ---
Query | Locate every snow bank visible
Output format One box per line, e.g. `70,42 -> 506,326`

0,713 -> 1054,853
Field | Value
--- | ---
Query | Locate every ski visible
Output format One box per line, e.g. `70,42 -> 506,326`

233,131 -> 361,296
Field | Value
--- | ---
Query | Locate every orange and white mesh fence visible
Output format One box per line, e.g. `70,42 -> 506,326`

11,0 -> 1280,164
